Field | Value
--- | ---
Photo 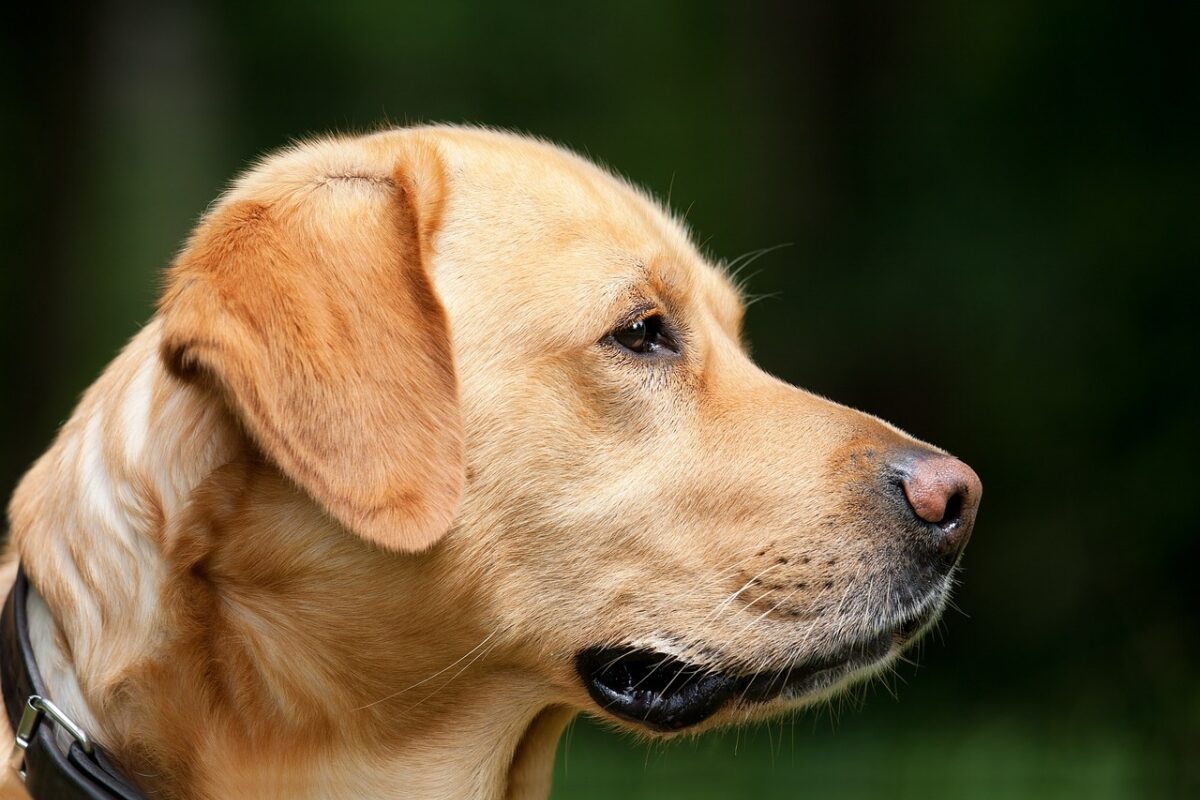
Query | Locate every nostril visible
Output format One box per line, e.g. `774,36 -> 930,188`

889,449 -> 982,559
937,491 -> 964,530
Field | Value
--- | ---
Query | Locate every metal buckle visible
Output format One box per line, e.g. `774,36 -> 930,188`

9,695 -> 93,781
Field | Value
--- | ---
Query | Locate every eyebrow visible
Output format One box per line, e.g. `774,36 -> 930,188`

552,251 -> 724,352
554,261 -> 659,349
588,269 -> 652,333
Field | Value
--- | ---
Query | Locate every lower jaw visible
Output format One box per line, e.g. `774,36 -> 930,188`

576,635 -> 896,733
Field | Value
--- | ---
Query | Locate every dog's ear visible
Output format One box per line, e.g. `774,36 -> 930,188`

158,140 -> 463,552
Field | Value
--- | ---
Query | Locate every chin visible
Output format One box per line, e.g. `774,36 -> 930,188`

574,588 -> 947,735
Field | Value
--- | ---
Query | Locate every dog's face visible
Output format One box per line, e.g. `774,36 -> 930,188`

427,130 -> 980,733
159,127 -> 980,739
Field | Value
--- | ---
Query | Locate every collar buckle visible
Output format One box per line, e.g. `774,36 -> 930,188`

9,694 -> 93,781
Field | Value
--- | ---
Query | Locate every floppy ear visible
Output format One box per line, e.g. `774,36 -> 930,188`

158,141 -> 463,552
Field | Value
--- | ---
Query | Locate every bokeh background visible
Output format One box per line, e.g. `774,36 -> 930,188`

2,2 -> 1196,798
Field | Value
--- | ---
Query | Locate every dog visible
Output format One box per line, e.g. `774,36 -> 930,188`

1,126 -> 981,799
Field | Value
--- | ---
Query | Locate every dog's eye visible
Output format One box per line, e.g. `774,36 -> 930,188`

611,315 -> 675,356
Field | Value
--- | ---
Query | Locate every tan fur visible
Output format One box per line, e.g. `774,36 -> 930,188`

3,126 -> 951,799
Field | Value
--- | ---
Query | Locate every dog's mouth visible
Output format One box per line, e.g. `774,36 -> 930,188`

575,610 -> 934,732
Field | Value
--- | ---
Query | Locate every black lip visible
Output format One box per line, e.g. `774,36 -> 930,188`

577,613 -> 932,731
575,648 -> 739,731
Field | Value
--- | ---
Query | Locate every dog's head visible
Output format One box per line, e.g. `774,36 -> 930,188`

159,126 -> 980,736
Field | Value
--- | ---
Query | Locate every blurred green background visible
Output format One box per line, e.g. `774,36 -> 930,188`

2,1 -> 1196,797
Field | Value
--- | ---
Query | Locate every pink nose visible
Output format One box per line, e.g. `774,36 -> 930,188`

896,451 -> 982,562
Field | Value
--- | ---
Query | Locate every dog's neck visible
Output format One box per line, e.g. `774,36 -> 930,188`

6,321 -> 570,799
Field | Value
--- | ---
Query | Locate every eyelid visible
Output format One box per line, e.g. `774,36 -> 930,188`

611,303 -> 660,332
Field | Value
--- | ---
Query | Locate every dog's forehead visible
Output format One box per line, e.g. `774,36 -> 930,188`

429,128 -> 744,339
434,128 -> 686,249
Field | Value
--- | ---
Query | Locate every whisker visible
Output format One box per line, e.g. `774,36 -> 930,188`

354,630 -> 498,711
399,635 -> 503,714
743,291 -> 781,308
722,243 -> 792,286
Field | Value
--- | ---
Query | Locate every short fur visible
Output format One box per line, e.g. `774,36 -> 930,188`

3,127 -> 958,799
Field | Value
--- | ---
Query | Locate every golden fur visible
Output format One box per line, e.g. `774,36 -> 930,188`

3,126 -> 960,798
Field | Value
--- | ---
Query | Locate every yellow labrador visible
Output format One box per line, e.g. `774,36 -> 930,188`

1,126 -> 981,799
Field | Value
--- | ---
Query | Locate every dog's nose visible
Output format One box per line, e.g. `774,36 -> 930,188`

891,449 -> 982,564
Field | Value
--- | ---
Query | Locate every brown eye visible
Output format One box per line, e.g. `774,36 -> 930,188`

611,315 -> 675,356
614,319 -> 648,352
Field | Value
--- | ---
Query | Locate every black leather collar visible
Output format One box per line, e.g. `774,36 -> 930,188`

2,566 -> 145,799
